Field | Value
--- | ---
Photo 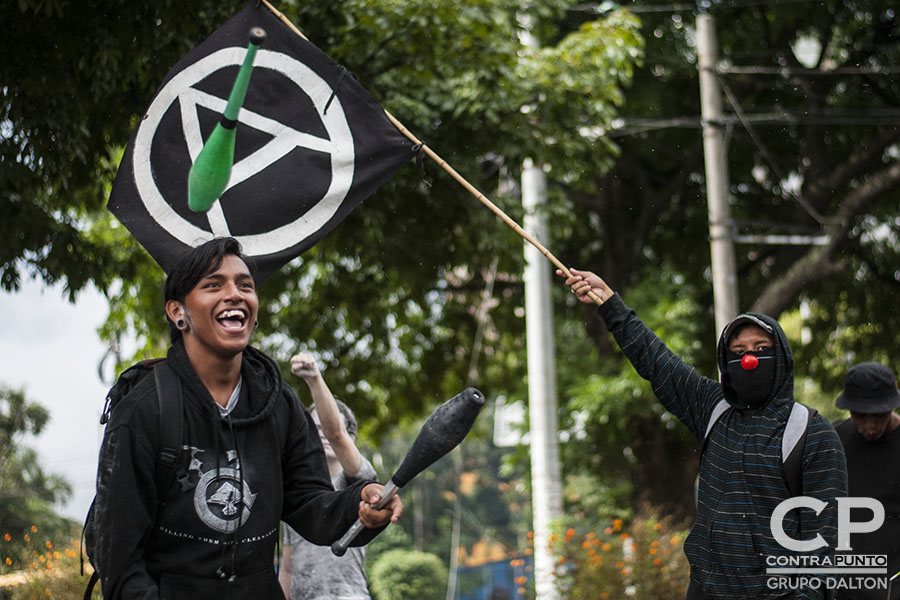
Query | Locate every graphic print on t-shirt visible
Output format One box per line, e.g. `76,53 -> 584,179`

189,447 -> 257,533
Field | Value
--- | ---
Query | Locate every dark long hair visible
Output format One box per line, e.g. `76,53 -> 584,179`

163,237 -> 256,343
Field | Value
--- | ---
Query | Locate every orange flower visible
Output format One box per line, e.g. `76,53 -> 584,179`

588,549 -> 596,557
650,540 -> 660,548
549,533 -> 558,543
45,541 -> 53,549
515,576 -> 528,584
558,556 -> 567,564
615,561 -> 624,569
653,558 -> 663,566
565,528 -> 575,541
612,519 -> 623,531
586,531 -> 596,539
30,526 -> 38,533
526,531 -> 534,539
4,557 -> 11,565
671,536 -> 681,546
517,588 -> 526,596
592,538 -> 602,547
604,527 -> 613,534
3,533 -> 10,541
619,533 -> 629,540
582,541 -> 591,549
23,534 -> 30,542
649,548 -> 658,555
653,523 -> 662,531
524,548 -> 533,555
602,543 -> 612,552
600,593 -> 609,599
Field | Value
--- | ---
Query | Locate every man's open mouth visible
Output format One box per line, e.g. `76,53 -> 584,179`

216,308 -> 247,331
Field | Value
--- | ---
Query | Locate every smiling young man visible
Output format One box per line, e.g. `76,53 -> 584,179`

91,237 -> 402,600
560,268 -> 847,600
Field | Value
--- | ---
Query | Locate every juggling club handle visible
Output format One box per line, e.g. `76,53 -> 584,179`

331,480 -> 401,557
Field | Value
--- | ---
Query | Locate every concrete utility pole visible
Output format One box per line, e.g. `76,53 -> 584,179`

522,155 -> 563,600
697,13 -> 740,337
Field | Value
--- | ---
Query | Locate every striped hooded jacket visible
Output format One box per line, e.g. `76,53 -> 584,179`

598,294 -> 847,599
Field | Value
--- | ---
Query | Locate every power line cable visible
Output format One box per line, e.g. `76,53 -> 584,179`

573,0 -> 838,15
715,73 -> 826,224
608,110 -> 900,137
720,65 -> 900,76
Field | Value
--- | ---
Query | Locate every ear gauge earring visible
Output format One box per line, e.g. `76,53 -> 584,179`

176,319 -> 186,329
253,320 -> 259,329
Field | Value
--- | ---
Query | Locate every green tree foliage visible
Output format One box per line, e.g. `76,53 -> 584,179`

0,0 -> 239,297
0,386 -> 73,572
369,548 -> 448,600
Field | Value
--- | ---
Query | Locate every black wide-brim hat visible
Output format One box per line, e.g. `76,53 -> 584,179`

836,362 -> 900,414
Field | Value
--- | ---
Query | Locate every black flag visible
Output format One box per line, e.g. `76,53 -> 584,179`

108,2 -> 416,281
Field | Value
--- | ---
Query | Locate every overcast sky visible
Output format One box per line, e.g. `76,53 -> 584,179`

0,280 -> 114,522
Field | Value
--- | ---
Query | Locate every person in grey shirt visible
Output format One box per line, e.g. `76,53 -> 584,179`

279,351 -> 377,600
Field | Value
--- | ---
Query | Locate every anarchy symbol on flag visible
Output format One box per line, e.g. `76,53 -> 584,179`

108,1 -> 416,281
133,47 -> 355,257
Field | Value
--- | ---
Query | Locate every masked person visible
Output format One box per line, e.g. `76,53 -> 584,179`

90,238 -> 402,599
832,362 -> 900,600
560,268 -> 847,600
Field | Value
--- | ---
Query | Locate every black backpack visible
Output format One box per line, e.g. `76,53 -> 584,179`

81,359 -> 184,600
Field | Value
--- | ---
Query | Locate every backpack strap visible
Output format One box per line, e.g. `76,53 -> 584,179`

703,399 -> 732,442
782,402 -> 816,498
83,570 -> 99,600
154,362 -> 182,467
153,361 -> 190,495
698,399 -> 814,500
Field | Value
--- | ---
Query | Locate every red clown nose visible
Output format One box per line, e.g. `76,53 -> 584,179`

741,354 -> 759,370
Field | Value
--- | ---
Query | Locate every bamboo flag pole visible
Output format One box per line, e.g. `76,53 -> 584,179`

261,0 -> 604,306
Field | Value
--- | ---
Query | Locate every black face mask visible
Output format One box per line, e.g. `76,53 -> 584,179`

725,347 -> 776,407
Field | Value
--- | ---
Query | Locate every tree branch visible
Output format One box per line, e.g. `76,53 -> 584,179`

752,159 -> 900,316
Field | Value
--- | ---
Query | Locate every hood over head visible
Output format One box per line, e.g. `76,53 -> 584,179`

717,312 -> 794,409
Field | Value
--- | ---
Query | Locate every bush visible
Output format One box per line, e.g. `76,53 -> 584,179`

0,535 -> 100,600
369,548 -> 448,600
547,507 -> 691,600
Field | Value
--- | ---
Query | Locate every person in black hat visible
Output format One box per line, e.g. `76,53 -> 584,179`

832,362 -> 900,600
559,268 -> 847,600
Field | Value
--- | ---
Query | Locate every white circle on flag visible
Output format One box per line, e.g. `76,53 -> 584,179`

132,47 -> 355,256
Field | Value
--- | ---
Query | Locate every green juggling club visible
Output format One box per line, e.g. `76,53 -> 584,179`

188,27 -> 267,213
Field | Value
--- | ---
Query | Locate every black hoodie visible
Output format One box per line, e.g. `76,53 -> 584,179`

93,341 -> 380,599
598,295 -> 847,599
